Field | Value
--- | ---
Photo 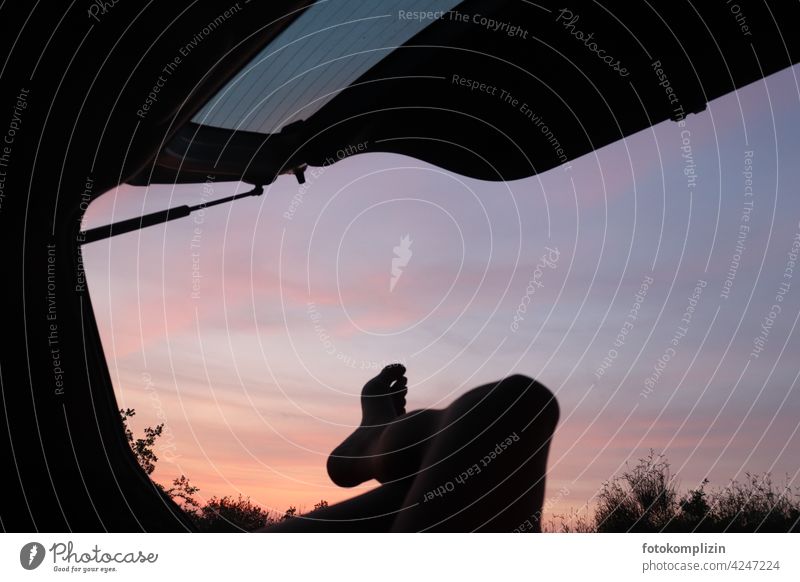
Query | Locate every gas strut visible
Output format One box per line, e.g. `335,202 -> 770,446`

78,184 -> 264,245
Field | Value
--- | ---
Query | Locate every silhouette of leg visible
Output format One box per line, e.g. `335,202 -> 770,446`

389,374 -> 559,532
326,364 -> 418,487
263,372 -> 558,532
261,478 -> 413,532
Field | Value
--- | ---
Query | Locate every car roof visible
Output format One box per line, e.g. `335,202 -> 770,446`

131,0 -> 800,187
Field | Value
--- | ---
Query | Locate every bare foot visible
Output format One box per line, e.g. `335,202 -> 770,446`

359,363 -> 407,424
327,364 -> 407,487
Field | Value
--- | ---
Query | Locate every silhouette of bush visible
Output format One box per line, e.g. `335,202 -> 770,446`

281,506 -> 297,521
684,473 -> 800,532
594,451 -> 678,532
120,407 -> 328,531
163,474 -> 202,517
119,408 -> 163,475
193,495 -> 277,532
575,451 -> 800,532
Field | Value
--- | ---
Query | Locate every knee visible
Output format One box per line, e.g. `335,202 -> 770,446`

450,374 -> 559,435
502,374 -> 537,389
495,374 -> 560,427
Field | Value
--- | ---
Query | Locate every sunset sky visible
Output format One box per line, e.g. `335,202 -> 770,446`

82,64 -> 800,521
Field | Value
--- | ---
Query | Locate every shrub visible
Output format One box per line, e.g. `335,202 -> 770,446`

553,452 -> 799,532
594,451 -> 678,532
194,495 -> 276,532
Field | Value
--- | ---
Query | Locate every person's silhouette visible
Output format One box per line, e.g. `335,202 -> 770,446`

263,364 -> 559,532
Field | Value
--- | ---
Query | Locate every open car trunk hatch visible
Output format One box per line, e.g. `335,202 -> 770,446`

132,0 -> 800,186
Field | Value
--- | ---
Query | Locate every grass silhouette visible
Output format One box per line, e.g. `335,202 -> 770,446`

546,451 -> 800,533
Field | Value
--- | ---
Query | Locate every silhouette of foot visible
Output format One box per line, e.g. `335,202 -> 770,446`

327,364 -> 407,487
360,364 -> 407,424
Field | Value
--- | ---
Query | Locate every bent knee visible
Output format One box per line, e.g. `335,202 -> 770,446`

449,374 -> 559,431
494,374 -> 560,426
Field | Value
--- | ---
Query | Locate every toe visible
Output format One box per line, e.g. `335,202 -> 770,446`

380,363 -> 406,379
390,377 -> 408,415
390,377 -> 407,396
